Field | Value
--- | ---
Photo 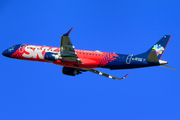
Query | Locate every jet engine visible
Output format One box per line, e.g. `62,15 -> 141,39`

62,67 -> 82,76
44,52 -> 59,61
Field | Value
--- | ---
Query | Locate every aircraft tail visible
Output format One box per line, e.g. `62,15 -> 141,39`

136,35 -> 172,60
160,65 -> 177,70
145,50 -> 177,70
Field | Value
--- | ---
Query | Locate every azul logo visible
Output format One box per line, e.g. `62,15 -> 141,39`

152,44 -> 164,56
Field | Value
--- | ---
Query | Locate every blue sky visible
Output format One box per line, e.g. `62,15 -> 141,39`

0,0 -> 180,120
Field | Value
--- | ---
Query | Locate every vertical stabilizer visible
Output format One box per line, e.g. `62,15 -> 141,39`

136,35 -> 172,59
146,50 -> 159,63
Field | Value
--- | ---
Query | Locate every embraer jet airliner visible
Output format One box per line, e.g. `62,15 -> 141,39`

2,27 -> 176,80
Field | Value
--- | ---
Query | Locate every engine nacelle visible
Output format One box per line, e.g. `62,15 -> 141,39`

62,67 -> 82,76
44,52 -> 59,61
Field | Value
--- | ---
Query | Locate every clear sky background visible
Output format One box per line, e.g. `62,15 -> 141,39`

0,0 -> 180,120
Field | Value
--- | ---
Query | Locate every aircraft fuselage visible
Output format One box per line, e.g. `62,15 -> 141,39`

2,44 -> 160,70
2,28 -> 174,80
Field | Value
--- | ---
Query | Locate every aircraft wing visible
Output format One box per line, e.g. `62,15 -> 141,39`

88,69 -> 130,80
60,27 -> 81,63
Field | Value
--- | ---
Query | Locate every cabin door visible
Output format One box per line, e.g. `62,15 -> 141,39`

126,55 -> 133,64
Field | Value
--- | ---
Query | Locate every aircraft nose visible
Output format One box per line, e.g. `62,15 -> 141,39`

2,50 -> 9,57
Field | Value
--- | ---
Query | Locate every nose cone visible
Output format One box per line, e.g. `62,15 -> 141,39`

2,50 -> 6,56
2,50 -> 10,57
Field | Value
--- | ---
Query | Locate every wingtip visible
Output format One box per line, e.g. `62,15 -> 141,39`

69,27 -> 74,35
63,27 -> 74,36
123,73 -> 130,80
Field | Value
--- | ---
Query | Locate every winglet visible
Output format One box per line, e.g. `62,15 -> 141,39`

63,27 -> 74,36
122,73 -> 130,80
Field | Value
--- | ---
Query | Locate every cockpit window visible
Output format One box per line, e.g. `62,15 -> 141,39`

8,45 -> 16,51
20,44 -> 25,47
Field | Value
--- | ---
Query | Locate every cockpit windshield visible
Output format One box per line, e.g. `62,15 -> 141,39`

8,45 -> 16,51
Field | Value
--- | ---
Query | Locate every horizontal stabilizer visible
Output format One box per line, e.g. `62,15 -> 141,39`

146,50 -> 159,63
160,65 -> 177,70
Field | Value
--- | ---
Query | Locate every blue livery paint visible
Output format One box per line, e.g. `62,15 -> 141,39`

103,35 -> 172,69
2,28 -> 176,80
2,44 -> 22,58
63,27 -> 74,36
135,35 -> 171,60
103,54 -> 150,69
44,52 -> 59,61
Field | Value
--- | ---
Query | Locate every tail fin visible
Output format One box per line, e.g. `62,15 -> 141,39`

146,50 -> 159,63
136,35 -> 172,59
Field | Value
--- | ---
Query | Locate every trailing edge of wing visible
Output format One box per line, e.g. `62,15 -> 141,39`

63,27 -> 74,36
88,69 -> 130,80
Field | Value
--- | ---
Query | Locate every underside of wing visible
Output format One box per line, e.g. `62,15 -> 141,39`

88,69 -> 130,80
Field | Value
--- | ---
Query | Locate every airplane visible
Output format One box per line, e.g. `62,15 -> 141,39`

2,27 -> 177,80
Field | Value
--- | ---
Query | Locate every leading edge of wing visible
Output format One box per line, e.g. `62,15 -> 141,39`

88,69 -> 130,80
63,27 -> 74,36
